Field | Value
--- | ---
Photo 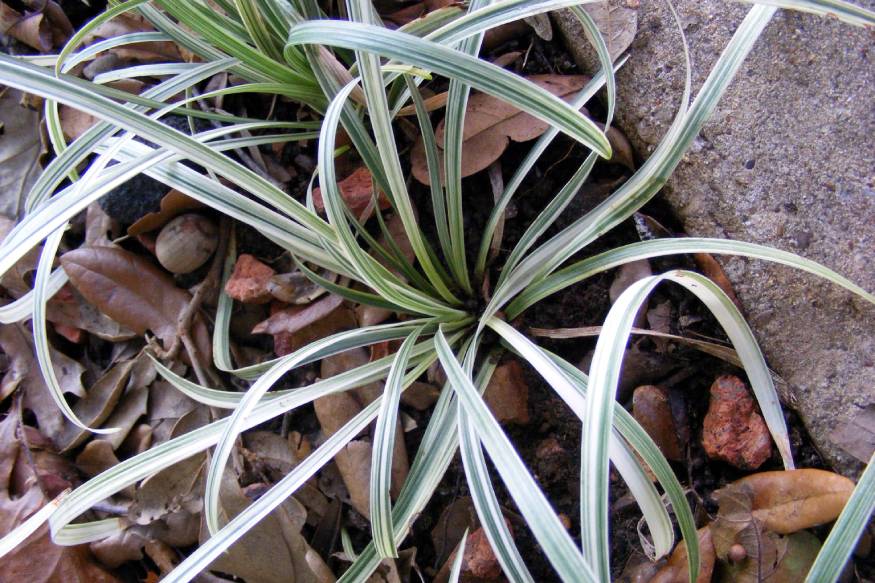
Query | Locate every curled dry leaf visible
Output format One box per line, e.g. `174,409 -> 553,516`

730,468 -> 855,534
384,0 -> 457,26
60,105 -> 100,141
267,269 -> 336,305
632,385 -> 684,462
253,293 -> 344,336
127,189 -> 204,236
81,11 -> 180,62
0,3 -> 52,52
60,246 -> 211,359
272,303 -> 356,357
410,75 -> 589,185
0,324 -> 86,444
97,385 -> 148,450
649,527 -> 715,583
830,403 -> 875,464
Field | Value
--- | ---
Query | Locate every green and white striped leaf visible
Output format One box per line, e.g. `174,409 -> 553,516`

805,451 -> 875,581
435,329 -> 597,583
370,327 -> 423,557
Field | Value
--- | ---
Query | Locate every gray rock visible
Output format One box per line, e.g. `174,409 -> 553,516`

555,1 -> 875,475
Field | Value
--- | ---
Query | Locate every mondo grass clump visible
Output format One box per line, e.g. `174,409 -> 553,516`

0,0 -> 872,581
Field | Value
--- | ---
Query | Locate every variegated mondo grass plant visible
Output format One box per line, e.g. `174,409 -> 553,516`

0,0 -> 873,581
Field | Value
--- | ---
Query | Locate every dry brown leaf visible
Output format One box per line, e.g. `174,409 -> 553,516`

581,2 -> 638,61
0,324 -> 86,443
253,293 -> 344,336
131,452 -> 205,525
127,189 -> 204,236
317,348 -> 409,517
75,439 -> 121,478
267,269 -> 335,305
830,404 -> 875,464
731,469 -> 855,534
524,12 -> 553,40
96,385 -> 148,450
81,12 -> 181,62
410,75 -> 589,184
59,105 -> 100,141
146,379 -> 201,444
55,358 -> 136,452
47,284 -> 138,342
0,89 -> 44,219
60,246 -> 211,359
201,469 -> 325,583
0,3 -> 51,52
650,527 -> 715,583
272,304 -> 357,357
0,415 -> 121,583
694,253 -> 741,309
385,0 -> 458,26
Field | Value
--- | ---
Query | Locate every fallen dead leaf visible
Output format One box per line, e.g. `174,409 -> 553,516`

830,404 -> 875,464
0,3 -> 51,52
54,358 -> 137,452
47,284 -> 137,343
729,469 -> 855,534
60,246 -> 212,359
131,452 -> 205,525
253,293 -> 344,336
96,385 -> 148,450
317,348 -> 409,517
0,415 -> 121,583
0,324 -> 86,444
694,253 -> 741,309
127,189 -> 204,236
81,11 -> 181,62
632,385 -> 683,461
410,75 -> 589,184
201,469 -> 327,583
581,2 -> 639,61
0,89 -> 44,219
59,105 -> 100,141
650,527 -> 715,583
267,269 -> 336,305
272,303 -> 357,357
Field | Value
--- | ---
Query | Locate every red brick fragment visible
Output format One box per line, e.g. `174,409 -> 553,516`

311,166 -> 391,216
702,375 -> 772,469
224,254 -> 275,304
